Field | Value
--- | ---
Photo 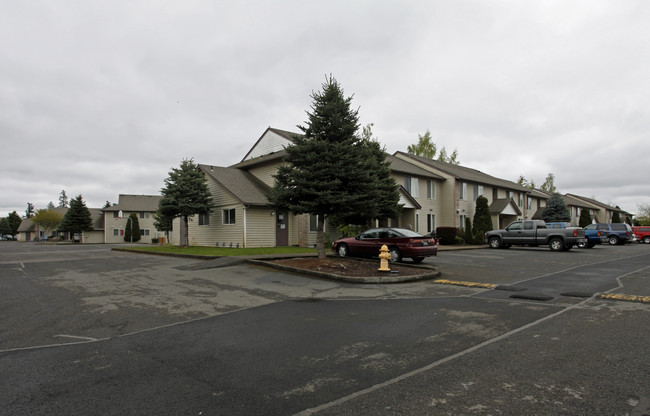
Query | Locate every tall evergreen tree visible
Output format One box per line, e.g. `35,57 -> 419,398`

25,202 -> 34,218
268,76 -> 398,258
472,195 -> 493,242
578,208 -> 592,228
58,195 -> 93,241
124,213 -> 141,242
159,158 -> 213,246
542,193 -> 570,222
59,190 -> 69,208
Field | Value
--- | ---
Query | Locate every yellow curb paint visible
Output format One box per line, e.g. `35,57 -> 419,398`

433,279 -> 496,289
597,293 -> 650,304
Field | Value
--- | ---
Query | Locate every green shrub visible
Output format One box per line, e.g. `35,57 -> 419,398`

436,226 -> 458,245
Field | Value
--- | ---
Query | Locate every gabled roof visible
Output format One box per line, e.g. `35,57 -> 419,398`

104,195 -> 162,212
241,127 -> 303,162
561,194 -> 601,210
17,218 -> 35,232
199,164 -> 271,206
566,193 -> 628,214
397,185 -> 422,209
385,154 -> 445,180
395,152 -> 530,193
230,149 -> 287,170
489,198 -> 522,216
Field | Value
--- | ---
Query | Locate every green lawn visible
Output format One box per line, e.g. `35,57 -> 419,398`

118,245 -> 318,257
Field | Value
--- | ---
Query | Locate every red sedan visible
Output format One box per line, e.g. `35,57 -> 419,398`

331,227 -> 438,263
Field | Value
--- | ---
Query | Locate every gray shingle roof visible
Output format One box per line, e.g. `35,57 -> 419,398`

395,151 -> 530,192
104,195 -> 163,212
200,164 -> 271,206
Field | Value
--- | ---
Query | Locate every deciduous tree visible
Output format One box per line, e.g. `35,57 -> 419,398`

407,130 -> 459,164
7,211 -> 21,236
32,209 -> 63,238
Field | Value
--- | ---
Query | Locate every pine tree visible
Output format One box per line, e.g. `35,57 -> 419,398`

268,76 -> 399,258
159,158 -> 213,246
579,208 -> 592,228
59,190 -> 69,208
58,195 -> 94,241
472,195 -> 493,242
124,213 -> 141,242
0,218 -> 11,236
542,193 -> 570,222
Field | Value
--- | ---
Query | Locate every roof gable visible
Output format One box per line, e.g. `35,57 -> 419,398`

241,127 -> 302,162
104,195 -> 163,212
200,164 -> 271,206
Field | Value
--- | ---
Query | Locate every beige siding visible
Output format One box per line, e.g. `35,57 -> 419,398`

104,212 -> 163,244
248,161 -> 284,187
245,207 -> 276,247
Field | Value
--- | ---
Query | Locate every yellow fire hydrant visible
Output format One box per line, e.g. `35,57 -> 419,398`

378,244 -> 391,272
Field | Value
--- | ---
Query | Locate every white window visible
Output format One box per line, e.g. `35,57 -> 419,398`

113,229 -> 119,236
222,209 -> 235,225
427,180 -> 436,199
459,182 -> 467,200
139,229 -> 150,236
139,211 -> 150,219
404,177 -> 419,197
309,214 -> 319,232
199,213 -> 210,226
427,214 -> 436,234
473,184 -> 483,201
518,194 -> 524,208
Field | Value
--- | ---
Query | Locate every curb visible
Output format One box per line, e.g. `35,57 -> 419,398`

432,279 -> 496,289
246,259 -> 441,284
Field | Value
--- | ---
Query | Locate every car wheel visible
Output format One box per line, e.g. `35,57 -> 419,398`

488,237 -> 501,249
388,247 -> 402,262
608,236 -> 619,245
643,236 -> 650,244
411,257 -> 425,264
549,238 -> 564,251
336,243 -> 349,258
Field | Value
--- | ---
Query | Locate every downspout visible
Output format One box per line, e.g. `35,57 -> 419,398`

243,206 -> 247,248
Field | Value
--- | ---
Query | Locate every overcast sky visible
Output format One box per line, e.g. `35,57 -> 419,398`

2,1 -> 649,218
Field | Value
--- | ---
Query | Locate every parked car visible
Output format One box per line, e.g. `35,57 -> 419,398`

484,220 -> 586,251
1,235 -> 16,241
633,226 -> 650,244
581,224 -> 607,248
332,227 -> 438,263
589,223 -> 634,245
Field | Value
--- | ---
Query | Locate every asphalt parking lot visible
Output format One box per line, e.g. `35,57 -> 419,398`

1,242 -> 649,415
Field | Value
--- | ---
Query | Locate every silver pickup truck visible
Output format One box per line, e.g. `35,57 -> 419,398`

484,220 -> 586,251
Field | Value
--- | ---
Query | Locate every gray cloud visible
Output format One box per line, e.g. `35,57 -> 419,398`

2,0 -> 649,217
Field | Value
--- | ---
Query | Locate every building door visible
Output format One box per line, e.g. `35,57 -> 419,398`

276,211 -> 289,246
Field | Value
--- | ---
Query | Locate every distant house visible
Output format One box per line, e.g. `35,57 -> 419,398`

16,207 -> 105,243
103,195 -> 164,243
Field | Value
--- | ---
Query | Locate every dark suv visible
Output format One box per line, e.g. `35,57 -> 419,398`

586,223 -> 634,245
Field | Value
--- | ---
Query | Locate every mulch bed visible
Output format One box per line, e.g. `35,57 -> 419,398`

268,257 -> 433,278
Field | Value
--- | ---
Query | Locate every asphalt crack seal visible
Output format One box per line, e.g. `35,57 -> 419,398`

597,293 -> 650,304
433,279 -> 496,289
